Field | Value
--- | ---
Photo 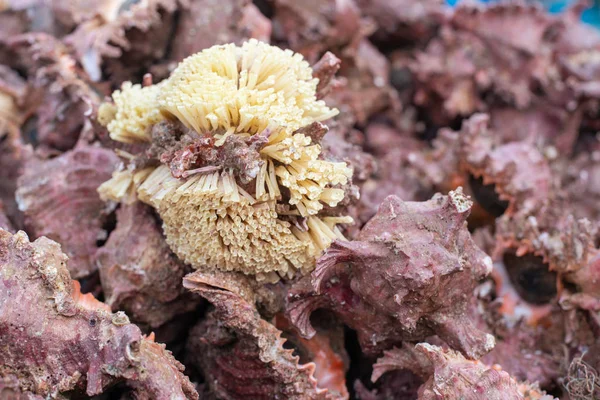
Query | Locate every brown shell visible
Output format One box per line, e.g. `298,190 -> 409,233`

95,202 -> 201,328
372,344 -> 538,400
184,269 -> 341,399
0,229 -> 197,399
287,190 -> 495,359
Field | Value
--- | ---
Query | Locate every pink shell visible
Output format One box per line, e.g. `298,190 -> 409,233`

16,146 -> 120,278
96,203 -> 200,328
0,229 -> 197,399
288,191 -> 495,359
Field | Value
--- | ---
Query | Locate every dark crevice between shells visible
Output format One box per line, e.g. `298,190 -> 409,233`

253,0 -> 274,19
344,326 -> 374,398
163,306 -> 208,367
415,106 -> 464,142
281,333 -> 304,359
503,252 -> 557,305
21,115 -> 38,147
162,5 -> 182,70
469,174 -> 509,218
544,385 -> 564,399
390,66 -> 413,93
86,381 -> 131,400
78,271 -> 102,299
96,208 -> 118,248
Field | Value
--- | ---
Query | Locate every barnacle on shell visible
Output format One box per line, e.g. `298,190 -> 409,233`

98,41 -> 353,280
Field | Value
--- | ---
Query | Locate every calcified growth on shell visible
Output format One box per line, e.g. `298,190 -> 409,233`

98,40 -> 353,280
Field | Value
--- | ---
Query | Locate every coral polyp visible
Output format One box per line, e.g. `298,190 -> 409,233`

99,40 -> 353,280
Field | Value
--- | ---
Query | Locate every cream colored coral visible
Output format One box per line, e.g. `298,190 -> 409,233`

98,41 -> 353,280
98,170 -> 135,202
98,168 -> 154,204
158,39 -> 338,136
98,82 -> 164,143
259,130 -> 352,216
134,165 -> 343,280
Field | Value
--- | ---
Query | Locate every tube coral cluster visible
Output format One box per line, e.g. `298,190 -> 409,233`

98,39 -> 353,281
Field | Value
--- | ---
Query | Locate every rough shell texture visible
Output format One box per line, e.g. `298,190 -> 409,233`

4,1 -> 600,397
353,369 -> 422,400
458,114 -> 554,216
287,190 -> 495,359
16,146 -> 120,278
357,126 -> 433,226
355,0 -> 443,43
272,0 -> 397,122
494,202 -> 595,275
0,8 -> 29,40
0,229 -> 198,399
272,0 -> 365,63
0,64 -> 27,133
561,151 -> 600,222
561,250 -> 600,316
184,269 -> 340,399
482,312 -> 593,389
488,106 -> 581,155
330,39 -> 398,125
0,375 -> 43,400
372,344 -> 554,400
95,202 -> 201,328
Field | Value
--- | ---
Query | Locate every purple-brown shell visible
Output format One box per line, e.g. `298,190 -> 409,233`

0,229 -> 198,399
287,189 -> 495,359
